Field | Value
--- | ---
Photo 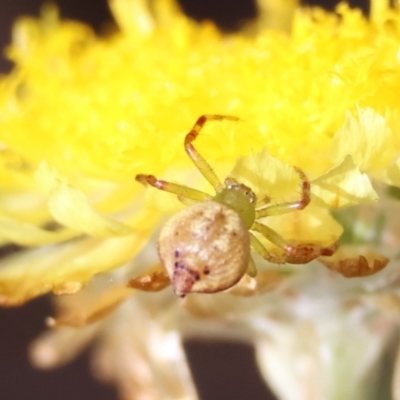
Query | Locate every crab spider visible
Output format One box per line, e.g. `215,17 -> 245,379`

131,115 -> 338,297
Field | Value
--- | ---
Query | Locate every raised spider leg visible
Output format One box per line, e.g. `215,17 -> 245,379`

255,167 -> 310,218
185,114 -> 239,192
136,174 -> 211,202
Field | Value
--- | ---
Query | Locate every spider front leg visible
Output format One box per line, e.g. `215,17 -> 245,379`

135,174 -> 211,203
255,167 -> 310,218
184,114 -> 239,192
135,114 -> 238,201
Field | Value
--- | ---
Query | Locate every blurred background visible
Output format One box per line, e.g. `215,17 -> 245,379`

0,0 -> 368,399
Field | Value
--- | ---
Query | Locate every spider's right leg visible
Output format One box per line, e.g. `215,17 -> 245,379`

136,174 -> 211,202
184,114 -> 239,192
252,221 -> 339,264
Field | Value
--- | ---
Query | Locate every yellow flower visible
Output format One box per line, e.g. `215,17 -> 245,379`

0,0 -> 400,398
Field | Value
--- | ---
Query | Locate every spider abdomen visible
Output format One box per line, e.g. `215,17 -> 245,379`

158,201 -> 250,296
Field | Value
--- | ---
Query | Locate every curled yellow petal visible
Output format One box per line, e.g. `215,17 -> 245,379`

331,108 -> 394,177
311,155 -> 378,208
35,163 -> 133,237
230,148 -> 300,201
383,158 -> 400,188
0,233 -> 149,306
109,0 -> 155,36
48,182 -> 134,237
0,214 -> 77,246
267,204 -> 343,243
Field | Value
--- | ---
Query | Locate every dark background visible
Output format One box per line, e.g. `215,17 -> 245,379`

0,0 -> 367,399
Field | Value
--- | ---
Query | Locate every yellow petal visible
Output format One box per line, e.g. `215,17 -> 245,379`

266,204 -> 343,243
109,0 -> 155,36
35,163 -> 133,237
48,183 -> 134,237
311,155 -> 378,208
383,158 -> 400,188
330,108 -> 394,176
0,214 -> 78,246
0,191 -> 49,225
230,148 -> 300,201
0,233 -> 149,305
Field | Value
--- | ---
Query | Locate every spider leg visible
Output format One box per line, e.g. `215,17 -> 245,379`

128,263 -> 171,292
177,195 -> 200,206
253,221 -> 339,264
246,256 -> 257,277
255,167 -> 310,218
256,194 -> 271,208
252,170 -> 338,264
252,221 -> 289,250
250,232 -> 286,264
184,114 -> 239,192
136,174 -> 211,202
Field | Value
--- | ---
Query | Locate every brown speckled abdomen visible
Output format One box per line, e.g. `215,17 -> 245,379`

158,201 -> 250,296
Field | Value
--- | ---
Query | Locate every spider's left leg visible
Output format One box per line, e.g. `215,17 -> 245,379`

255,167 -> 310,218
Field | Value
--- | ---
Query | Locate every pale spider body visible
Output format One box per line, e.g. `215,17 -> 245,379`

158,178 -> 257,295
133,115 -> 338,297
158,201 -> 250,295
